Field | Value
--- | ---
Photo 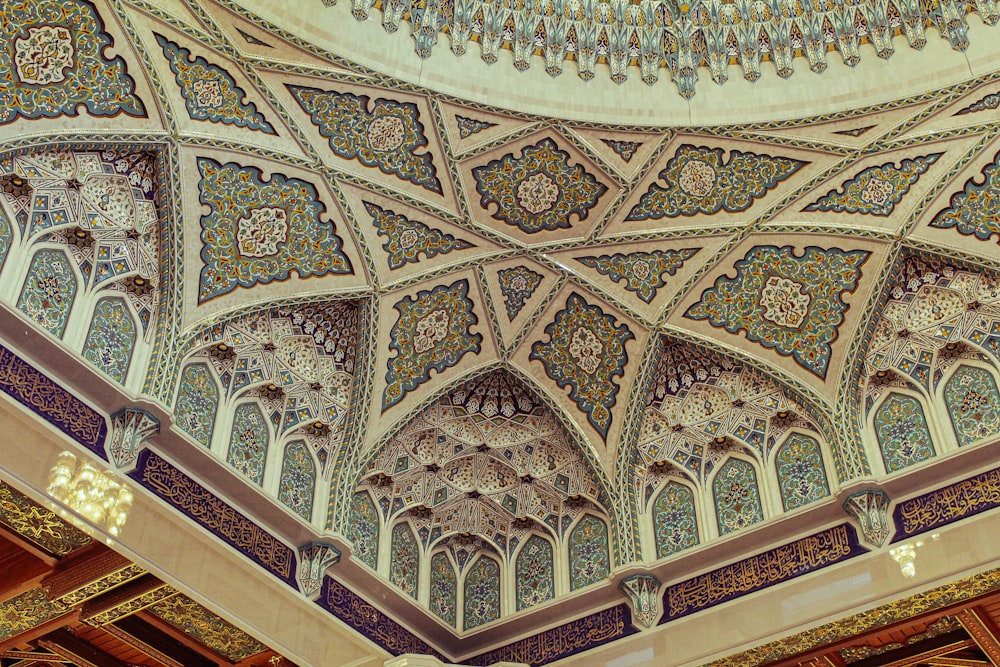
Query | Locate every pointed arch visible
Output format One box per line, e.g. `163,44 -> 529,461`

175,362 -> 220,448
463,555 -> 501,630
568,514 -> 610,591
389,521 -> 420,599
943,364 -> 1000,447
345,491 -> 380,570
712,457 -> 764,536
82,296 -> 137,385
17,247 -> 78,338
429,550 -> 457,627
651,479 -> 699,558
278,439 -> 316,520
515,533 -> 555,610
226,401 -> 270,485
873,391 -> 935,473
773,432 -> 830,511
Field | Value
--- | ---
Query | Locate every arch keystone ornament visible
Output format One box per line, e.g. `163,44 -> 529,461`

297,542 -> 341,600
618,574 -> 663,629
107,408 -> 160,472
842,488 -> 893,548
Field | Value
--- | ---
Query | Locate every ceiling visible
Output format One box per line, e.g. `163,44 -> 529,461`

1,0 -> 1000,665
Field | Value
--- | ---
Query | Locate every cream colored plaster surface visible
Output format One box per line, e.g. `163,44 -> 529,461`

234,0 -> 1000,125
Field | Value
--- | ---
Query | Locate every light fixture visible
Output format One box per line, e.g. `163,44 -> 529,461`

46,451 -> 133,540
889,543 -> 918,577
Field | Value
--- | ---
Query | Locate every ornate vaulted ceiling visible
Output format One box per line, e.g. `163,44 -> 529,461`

2,0 -> 1000,665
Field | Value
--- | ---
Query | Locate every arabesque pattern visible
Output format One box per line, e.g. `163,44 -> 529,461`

874,393 -> 936,473
155,33 -> 275,133
464,556 -> 501,630
687,245 -> 869,377
473,138 -> 608,233
226,402 -> 269,485
712,458 -> 764,535
652,480 -> 699,558
577,248 -> 699,303
531,293 -> 633,437
278,440 -> 315,519
288,84 -> 442,193
196,158 -> 352,302
774,433 -> 830,510
627,145 -> 804,220
429,551 -> 457,626
805,154 -> 941,216
515,535 -> 554,610
366,201 -> 473,269
0,0 -> 145,123
932,149 -> 1000,242
568,515 -> 610,590
390,522 -> 419,598
943,366 -> 1000,447
383,279 -> 482,409
82,297 -> 136,384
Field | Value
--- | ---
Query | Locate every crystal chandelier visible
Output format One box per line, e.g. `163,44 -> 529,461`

46,451 -> 133,539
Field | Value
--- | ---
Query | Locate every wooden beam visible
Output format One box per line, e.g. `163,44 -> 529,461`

39,628 -> 131,667
137,610 -> 238,666
109,615 -> 217,667
958,609 -> 1000,665
0,608 -> 79,653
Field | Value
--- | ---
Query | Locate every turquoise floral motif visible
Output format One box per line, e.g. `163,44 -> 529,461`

226,402 -> 269,485
774,433 -> 830,511
568,515 -> 610,590
626,145 -> 805,220
955,90 -> 1000,116
197,157 -> 352,302
652,481 -> 698,558
154,33 -> 275,134
497,266 -> 543,320
944,366 -> 1000,447
576,248 -> 699,303
346,492 -> 379,569
175,363 -> 219,447
0,209 -> 11,273
0,0 -> 146,124
931,150 -> 1000,242
531,293 -> 633,437
515,535 -> 554,610
874,393 -> 936,473
287,84 -> 442,194
601,139 -> 642,163
464,556 -> 501,630
456,115 -> 496,139
278,440 -> 315,520
82,297 -> 136,385
390,523 -> 420,599
429,552 -> 457,627
365,201 -> 474,269
472,138 -> 608,233
685,245 -> 869,378
804,154 -> 941,216
17,248 -> 77,338
383,280 -> 482,410
712,458 -> 763,535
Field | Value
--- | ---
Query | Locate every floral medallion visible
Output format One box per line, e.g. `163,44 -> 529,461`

931,149 -> 1000,241
805,154 -> 941,216
627,145 -> 804,220
530,293 -> 633,437
473,138 -> 608,233
365,201 -> 473,270
288,84 -> 442,194
197,158 -> 352,302
15,25 -> 74,85
383,280 -> 482,409
576,248 -> 698,303
497,266 -> 544,320
0,2 -> 146,124
686,245 -> 869,378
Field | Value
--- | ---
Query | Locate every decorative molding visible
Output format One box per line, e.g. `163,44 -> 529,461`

0,480 -> 91,557
663,524 -> 866,621
129,451 -> 297,585
107,408 -> 160,471
893,465 -> 1000,541
618,574 -> 663,630
466,603 -> 638,666
0,344 -> 107,459
297,542 -> 341,600
842,488 -> 893,548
